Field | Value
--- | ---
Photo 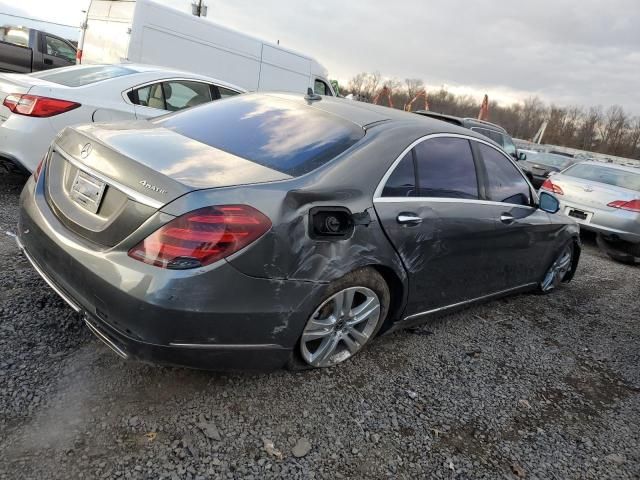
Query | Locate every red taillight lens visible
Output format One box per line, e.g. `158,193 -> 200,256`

2,94 -> 80,117
607,199 -> 640,213
128,205 -> 271,269
541,178 -> 564,195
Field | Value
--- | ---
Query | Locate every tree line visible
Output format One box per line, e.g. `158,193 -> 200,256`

341,72 -> 640,160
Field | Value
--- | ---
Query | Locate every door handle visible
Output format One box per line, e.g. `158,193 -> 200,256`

43,58 -> 53,65
397,213 -> 422,225
500,213 -> 515,224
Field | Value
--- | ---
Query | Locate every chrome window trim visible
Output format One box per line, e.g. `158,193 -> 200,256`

373,132 -> 539,207
402,282 -> 538,322
55,145 -> 164,210
374,197 -> 536,210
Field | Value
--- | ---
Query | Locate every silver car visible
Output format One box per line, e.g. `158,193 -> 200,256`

541,161 -> 640,262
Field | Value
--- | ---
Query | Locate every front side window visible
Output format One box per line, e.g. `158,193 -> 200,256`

163,80 -> 213,111
502,135 -> 517,157
45,35 -> 76,63
414,137 -> 479,199
479,143 -> 531,205
314,79 -> 331,96
382,151 -> 416,197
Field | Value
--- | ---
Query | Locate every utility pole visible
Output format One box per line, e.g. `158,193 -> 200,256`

192,0 -> 208,17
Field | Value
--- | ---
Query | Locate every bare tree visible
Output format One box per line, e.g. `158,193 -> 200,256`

404,78 -> 425,101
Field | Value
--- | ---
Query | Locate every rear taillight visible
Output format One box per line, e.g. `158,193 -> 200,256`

607,199 -> 640,213
128,205 -> 271,269
541,178 -> 564,195
2,94 -> 80,117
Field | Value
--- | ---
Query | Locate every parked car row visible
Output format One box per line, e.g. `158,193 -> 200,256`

1,0 -> 636,372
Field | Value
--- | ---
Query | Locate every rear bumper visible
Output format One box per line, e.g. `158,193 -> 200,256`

17,174 -> 324,370
557,198 -> 640,244
0,114 -> 56,172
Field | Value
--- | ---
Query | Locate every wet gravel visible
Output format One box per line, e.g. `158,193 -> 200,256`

1,172 -> 639,479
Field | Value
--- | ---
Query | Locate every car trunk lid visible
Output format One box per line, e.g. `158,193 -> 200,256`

552,173 -> 638,210
45,122 -> 292,247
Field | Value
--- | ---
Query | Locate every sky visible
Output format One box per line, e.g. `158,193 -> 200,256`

1,0 -> 638,114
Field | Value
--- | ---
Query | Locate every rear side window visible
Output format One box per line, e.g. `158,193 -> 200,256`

472,127 -> 504,146
155,94 -> 364,177
31,65 -> 135,86
479,144 -> 531,205
564,164 -> 640,192
414,137 -> 479,199
132,83 -> 165,109
382,152 -> 416,197
217,86 -> 241,99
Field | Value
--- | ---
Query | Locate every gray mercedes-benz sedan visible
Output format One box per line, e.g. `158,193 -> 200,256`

17,93 -> 581,370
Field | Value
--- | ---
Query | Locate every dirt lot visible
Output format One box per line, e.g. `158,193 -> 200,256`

0,171 -> 639,479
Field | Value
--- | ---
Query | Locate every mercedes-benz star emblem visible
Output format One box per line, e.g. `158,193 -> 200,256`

80,143 -> 92,159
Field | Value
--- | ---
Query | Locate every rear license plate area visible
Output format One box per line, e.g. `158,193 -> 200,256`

70,170 -> 106,214
566,207 -> 591,222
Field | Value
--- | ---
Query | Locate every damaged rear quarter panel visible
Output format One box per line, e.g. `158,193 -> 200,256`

160,125 -> 427,316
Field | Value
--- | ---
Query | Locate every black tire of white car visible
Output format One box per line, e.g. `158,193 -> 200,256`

596,234 -> 640,265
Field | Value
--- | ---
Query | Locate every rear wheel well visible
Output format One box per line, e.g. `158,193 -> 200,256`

369,264 -> 405,333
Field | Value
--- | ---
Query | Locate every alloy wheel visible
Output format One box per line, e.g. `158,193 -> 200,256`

300,287 -> 381,368
541,244 -> 573,292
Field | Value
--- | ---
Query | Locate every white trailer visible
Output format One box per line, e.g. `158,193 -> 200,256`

79,0 -> 335,96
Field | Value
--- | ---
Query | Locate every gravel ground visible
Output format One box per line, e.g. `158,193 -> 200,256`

0,171 -> 639,480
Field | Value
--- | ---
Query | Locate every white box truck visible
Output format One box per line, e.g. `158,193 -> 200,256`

78,0 -> 335,96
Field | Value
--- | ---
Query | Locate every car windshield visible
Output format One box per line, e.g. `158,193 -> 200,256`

155,94 -> 365,177
563,163 -> 640,192
533,154 -> 572,169
30,65 -> 136,87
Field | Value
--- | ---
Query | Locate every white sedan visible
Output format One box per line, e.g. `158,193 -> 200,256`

0,63 -> 245,172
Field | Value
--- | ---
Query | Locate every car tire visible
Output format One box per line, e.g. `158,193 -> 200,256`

288,268 -> 390,370
539,241 -> 575,293
596,234 -> 640,265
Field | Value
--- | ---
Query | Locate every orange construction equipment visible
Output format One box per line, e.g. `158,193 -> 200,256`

404,90 -> 429,112
372,86 -> 394,108
478,94 -> 489,121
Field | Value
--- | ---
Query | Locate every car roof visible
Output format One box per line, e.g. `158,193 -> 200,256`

74,63 -> 246,92
268,93 -> 493,140
573,160 -> 640,174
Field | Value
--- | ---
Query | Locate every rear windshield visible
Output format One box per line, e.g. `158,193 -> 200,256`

155,94 -> 365,177
534,154 -> 573,169
30,65 -> 135,87
564,163 -> 640,192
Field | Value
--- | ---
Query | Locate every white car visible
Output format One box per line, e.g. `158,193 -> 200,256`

0,63 -> 245,172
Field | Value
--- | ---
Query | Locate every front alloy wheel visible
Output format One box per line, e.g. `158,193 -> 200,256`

300,287 -> 381,368
540,243 -> 573,292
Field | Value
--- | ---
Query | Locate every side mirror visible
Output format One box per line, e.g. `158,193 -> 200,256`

539,191 -> 560,214
518,151 -> 527,161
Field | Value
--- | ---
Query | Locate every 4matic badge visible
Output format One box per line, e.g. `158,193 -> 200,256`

139,180 -> 168,194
